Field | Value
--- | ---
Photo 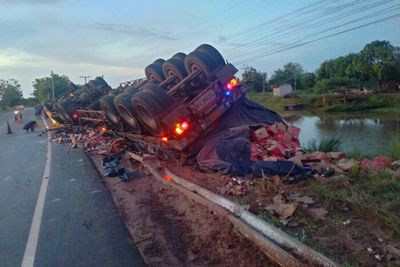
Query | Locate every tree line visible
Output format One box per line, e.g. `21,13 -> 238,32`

0,74 -> 74,109
241,40 -> 400,93
1,39 -> 399,110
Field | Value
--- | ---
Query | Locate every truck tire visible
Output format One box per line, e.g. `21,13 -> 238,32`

145,63 -> 165,84
100,95 -> 123,129
123,84 -> 139,96
143,83 -> 175,108
92,77 -> 108,87
162,58 -> 188,82
114,94 -> 142,134
153,58 -> 165,65
172,52 -> 186,61
132,91 -> 164,135
54,102 -> 69,123
184,51 -> 218,82
58,98 -> 78,122
195,44 -> 226,67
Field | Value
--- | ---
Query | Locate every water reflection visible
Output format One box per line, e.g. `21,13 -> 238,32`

286,112 -> 400,154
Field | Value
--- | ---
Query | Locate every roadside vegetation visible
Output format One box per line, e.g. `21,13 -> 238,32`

244,40 -> 400,113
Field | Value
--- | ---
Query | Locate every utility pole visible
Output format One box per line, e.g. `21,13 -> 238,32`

51,70 -> 55,101
294,71 -> 297,91
80,75 -> 91,84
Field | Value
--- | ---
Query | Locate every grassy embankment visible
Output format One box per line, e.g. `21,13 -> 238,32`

251,136 -> 400,265
248,91 -> 400,113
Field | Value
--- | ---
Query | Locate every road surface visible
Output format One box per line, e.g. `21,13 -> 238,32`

0,108 -> 145,267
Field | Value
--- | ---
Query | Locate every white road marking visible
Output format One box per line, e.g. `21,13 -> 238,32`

91,190 -> 102,194
51,198 -> 60,202
4,176 -> 12,181
21,116 -> 52,267
69,178 -> 76,182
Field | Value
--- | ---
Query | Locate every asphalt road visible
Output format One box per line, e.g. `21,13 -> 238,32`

0,108 -> 145,267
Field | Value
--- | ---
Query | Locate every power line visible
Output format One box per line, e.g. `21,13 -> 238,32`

230,3 -> 399,62
224,0 -> 393,57
233,14 -> 400,65
219,0 -> 329,46
223,0 -> 366,51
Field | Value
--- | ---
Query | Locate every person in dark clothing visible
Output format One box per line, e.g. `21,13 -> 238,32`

35,103 -> 43,121
23,121 -> 38,132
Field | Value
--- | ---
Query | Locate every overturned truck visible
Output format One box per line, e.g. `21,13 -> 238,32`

48,44 -> 245,151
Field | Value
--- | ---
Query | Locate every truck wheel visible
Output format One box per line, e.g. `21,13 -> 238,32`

162,58 -> 188,82
153,58 -> 165,65
58,98 -> 78,122
114,94 -> 142,134
100,95 -> 123,129
143,83 -> 175,108
123,84 -> 139,96
172,52 -> 186,61
195,44 -> 226,67
184,51 -> 217,82
132,91 -> 164,135
145,63 -> 165,84
92,76 -> 109,87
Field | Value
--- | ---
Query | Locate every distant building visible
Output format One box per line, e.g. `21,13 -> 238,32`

272,83 -> 293,97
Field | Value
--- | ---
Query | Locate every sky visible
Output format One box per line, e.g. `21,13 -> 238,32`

0,0 -> 399,97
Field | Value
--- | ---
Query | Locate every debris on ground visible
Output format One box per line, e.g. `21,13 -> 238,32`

48,118 -> 400,266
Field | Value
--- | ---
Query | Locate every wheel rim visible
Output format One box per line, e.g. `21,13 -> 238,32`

117,104 -> 138,128
135,103 -> 158,131
103,105 -> 119,125
191,64 -> 206,80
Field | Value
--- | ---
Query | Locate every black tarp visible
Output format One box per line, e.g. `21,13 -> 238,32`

195,97 -> 309,177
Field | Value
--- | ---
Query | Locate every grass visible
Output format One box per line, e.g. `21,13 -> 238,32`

304,138 -> 342,152
389,136 -> 400,159
299,171 -> 400,236
248,91 -> 400,113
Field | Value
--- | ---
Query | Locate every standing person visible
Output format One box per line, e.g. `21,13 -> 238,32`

35,103 -> 43,121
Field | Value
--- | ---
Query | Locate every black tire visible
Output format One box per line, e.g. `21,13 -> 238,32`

195,44 -> 226,67
114,94 -> 142,134
92,77 -> 108,87
153,58 -> 165,65
184,51 -> 218,82
54,102 -> 69,122
172,52 -> 186,61
143,83 -> 175,108
100,95 -> 123,129
123,84 -> 139,96
145,63 -> 165,83
132,91 -> 164,135
162,57 -> 188,83
109,89 -> 121,96
58,98 -> 78,122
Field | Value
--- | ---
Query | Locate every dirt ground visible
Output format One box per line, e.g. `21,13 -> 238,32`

166,161 -> 400,266
91,155 -> 275,267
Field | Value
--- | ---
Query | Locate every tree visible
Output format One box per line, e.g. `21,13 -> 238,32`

300,72 -> 316,90
354,40 -> 400,92
241,66 -> 267,92
269,62 -> 305,89
32,73 -> 76,102
0,79 -> 23,108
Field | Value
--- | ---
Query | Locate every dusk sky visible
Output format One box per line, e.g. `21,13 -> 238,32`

1,0 -> 399,97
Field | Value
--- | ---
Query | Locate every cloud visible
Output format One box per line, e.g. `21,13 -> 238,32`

93,23 -> 178,41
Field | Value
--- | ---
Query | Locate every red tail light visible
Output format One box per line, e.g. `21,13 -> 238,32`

72,112 -> 79,119
175,121 -> 190,135
161,136 -> 168,142
98,126 -> 107,133
226,77 -> 239,90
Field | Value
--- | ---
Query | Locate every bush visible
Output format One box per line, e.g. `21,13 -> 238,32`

305,138 -> 342,152
389,136 -> 400,159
